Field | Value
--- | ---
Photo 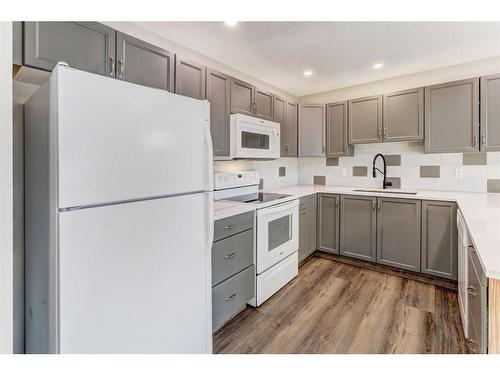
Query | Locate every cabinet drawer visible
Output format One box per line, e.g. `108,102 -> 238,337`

212,229 -> 254,286
214,211 -> 254,242
212,265 -> 255,330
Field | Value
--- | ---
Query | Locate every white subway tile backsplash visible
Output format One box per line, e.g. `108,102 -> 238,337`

463,165 -> 487,192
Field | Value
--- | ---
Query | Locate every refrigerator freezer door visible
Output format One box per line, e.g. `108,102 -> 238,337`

55,66 -> 212,209
57,192 -> 212,353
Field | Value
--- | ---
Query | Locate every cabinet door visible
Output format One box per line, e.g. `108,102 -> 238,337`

421,200 -> 458,280
24,22 -> 115,76
254,88 -> 274,121
116,32 -> 174,91
376,197 -> 421,272
273,96 -> 287,156
340,195 -> 377,262
383,87 -> 424,142
425,78 -> 479,153
326,101 -> 353,157
230,78 -> 254,116
306,195 -> 317,256
206,68 -> 231,157
175,56 -> 206,100
480,73 -> 500,151
299,104 -> 326,157
317,194 -> 340,254
348,95 -> 383,144
284,101 -> 298,157
298,207 -> 308,263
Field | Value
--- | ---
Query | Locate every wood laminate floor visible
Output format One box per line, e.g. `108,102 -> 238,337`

213,256 -> 468,354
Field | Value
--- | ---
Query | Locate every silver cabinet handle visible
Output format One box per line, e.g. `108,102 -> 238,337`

109,57 -> 115,77
224,224 -> 235,230
473,135 -> 478,147
377,201 -> 381,210
335,197 -> 339,207
344,144 -> 348,152
466,339 -> 476,353
383,128 -> 387,138
225,293 -> 237,302
322,145 -> 326,153
482,134 -> 486,147
377,128 -> 382,138
467,286 -> 477,296
372,201 -> 376,210
467,245 -> 476,254
224,252 -> 236,259
118,59 -> 124,79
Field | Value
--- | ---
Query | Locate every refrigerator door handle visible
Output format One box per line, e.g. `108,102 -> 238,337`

203,102 -> 214,193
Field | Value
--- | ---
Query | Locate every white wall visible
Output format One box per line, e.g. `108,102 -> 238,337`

0,21 -> 13,354
104,22 -> 298,103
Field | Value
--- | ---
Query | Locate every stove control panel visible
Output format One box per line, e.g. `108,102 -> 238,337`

214,171 -> 260,190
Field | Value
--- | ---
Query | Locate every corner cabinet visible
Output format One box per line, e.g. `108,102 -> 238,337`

424,78 -> 479,153
348,95 -> 383,144
206,69 -> 231,157
115,32 -> 175,91
299,104 -> 326,157
421,200 -> 458,280
317,194 -> 340,254
23,22 -> 116,76
383,87 -> 424,142
326,101 -> 353,157
340,195 -> 377,262
480,73 -> 500,151
175,56 -> 206,100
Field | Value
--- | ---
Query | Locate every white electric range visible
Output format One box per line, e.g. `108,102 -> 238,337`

214,171 -> 299,306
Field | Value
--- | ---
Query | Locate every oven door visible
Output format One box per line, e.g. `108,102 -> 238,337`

256,200 -> 299,274
231,115 -> 280,159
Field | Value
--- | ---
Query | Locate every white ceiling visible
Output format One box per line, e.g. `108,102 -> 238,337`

136,22 -> 500,97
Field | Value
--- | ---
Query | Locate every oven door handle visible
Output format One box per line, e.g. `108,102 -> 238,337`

257,199 -> 299,216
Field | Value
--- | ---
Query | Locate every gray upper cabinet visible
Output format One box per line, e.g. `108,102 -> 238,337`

175,56 -> 206,100
376,197 -> 421,272
348,95 -> 383,144
326,101 -> 353,157
299,104 -> 326,157
480,73 -> 500,151
421,200 -> 458,280
23,22 -> 115,76
206,68 -> 231,157
340,195 -> 377,262
273,96 -> 287,156
424,78 -> 479,153
254,88 -> 274,121
116,32 -> 174,92
317,194 -> 340,254
230,78 -> 255,116
383,87 -> 424,142
284,101 -> 298,157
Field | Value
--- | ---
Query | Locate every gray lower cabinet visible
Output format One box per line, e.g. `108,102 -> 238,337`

212,211 -> 255,331
326,101 -> 353,157
421,200 -> 458,280
116,32 -> 174,91
254,88 -> 274,121
298,195 -> 317,262
383,87 -> 424,142
376,197 -> 421,272
340,195 -> 377,262
316,193 -> 340,254
480,73 -> 500,151
348,95 -> 383,144
23,22 -> 116,76
299,104 -> 326,157
230,78 -> 255,116
206,68 -> 231,157
467,245 -> 488,354
424,78 -> 480,153
284,101 -> 298,157
174,56 -> 206,100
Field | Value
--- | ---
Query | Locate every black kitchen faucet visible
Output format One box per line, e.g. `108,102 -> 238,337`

372,153 -> 393,189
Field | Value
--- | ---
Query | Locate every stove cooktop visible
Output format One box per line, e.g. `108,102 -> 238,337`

223,192 -> 292,204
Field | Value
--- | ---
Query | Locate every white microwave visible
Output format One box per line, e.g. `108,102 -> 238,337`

222,114 -> 280,160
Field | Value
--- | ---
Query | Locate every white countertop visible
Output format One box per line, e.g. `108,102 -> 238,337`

262,185 -> 500,280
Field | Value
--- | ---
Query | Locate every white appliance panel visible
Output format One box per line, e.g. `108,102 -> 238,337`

56,67 -> 212,209
229,114 -> 280,159
58,193 -> 212,353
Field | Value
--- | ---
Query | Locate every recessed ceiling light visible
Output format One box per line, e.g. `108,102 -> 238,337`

225,21 -> 238,27
373,63 -> 384,69
303,71 -> 313,77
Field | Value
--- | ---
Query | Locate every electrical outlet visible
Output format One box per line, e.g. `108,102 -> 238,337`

454,168 -> 463,179
341,167 -> 347,177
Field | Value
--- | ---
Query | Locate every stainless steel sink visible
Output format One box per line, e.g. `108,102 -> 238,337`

353,189 -> 418,195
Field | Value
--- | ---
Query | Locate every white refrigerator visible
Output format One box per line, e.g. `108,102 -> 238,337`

24,64 -> 214,354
